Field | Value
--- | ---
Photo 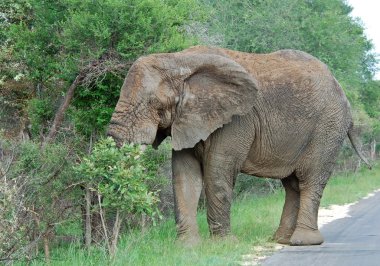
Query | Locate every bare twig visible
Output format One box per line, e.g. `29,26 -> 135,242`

80,59 -> 132,89
97,193 -> 111,252
64,181 -> 86,191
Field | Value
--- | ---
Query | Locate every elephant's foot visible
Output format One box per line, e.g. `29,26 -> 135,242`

273,226 -> 295,245
177,233 -> 201,247
289,227 -> 324,246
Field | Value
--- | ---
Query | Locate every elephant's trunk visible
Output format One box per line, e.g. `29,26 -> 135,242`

107,115 -> 159,148
107,121 -> 127,147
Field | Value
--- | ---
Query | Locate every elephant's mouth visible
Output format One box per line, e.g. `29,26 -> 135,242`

152,129 -> 169,149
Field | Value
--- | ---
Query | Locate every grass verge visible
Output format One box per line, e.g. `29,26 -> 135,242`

29,163 -> 380,266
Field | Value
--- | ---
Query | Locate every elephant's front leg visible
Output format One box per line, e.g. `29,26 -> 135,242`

172,149 -> 203,246
203,155 -> 237,237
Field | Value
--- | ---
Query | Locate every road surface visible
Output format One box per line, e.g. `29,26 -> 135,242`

263,191 -> 380,266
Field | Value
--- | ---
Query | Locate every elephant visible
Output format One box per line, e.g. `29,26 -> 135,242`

107,46 -> 371,246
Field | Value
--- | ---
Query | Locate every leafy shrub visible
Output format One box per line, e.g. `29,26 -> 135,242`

74,137 -> 166,257
68,73 -> 124,136
27,98 -> 54,136
0,139 -> 78,262
74,137 -> 161,219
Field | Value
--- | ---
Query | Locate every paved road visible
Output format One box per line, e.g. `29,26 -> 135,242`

263,191 -> 380,266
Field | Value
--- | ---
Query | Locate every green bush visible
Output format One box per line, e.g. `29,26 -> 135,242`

0,140 -> 78,262
27,98 -> 54,136
68,73 -> 124,136
74,137 -> 161,220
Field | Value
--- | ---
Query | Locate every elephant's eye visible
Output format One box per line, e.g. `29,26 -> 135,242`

149,97 -> 161,107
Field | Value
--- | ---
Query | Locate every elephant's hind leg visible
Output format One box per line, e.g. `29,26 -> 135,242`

289,120 -> 346,245
289,173 -> 329,246
172,149 -> 203,246
274,174 -> 300,244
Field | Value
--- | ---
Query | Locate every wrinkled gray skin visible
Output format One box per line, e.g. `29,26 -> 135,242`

108,46 -> 370,246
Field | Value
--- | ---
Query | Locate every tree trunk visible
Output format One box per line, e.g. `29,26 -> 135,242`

370,139 -> 376,160
43,225 -> 53,265
43,235 -> 50,265
84,186 -> 92,248
354,158 -> 361,172
83,132 -> 94,248
141,213 -> 147,233
43,74 -> 83,147
110,210 -> 123,259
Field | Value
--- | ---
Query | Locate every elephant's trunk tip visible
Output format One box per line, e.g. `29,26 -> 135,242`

107,130 -> 124,148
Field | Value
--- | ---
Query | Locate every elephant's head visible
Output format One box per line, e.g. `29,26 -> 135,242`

107,47 -> 258,150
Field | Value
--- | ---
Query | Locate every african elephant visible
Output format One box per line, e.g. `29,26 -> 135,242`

107,46 -> 370,246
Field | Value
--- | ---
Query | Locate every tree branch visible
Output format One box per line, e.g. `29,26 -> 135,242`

43,56 -> 133,147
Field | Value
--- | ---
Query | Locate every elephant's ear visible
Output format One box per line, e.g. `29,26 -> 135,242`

171,54 -> 258,150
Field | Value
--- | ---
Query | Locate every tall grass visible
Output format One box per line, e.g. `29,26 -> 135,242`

28,163 -> 380,266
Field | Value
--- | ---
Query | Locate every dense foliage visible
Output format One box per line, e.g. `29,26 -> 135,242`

1,0 -> 202,137
0,139 -> 78,261
0,0 -> 379,263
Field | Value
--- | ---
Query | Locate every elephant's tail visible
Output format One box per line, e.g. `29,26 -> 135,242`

347,125 -> 372,170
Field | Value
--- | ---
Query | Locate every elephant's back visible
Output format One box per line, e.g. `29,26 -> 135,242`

253,50 -> 350,119
222,48 -> 350,112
